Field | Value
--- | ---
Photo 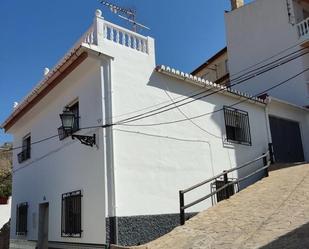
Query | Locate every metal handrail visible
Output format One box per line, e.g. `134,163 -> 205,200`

179,143 -> 274,225
181,152 -> 269,194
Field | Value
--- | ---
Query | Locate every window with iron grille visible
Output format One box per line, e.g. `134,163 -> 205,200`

16,202 -> 28,235
17,134 -> 31,163
223,106 -> 251,145
58,102 -> 79,141
61,190 -> 82,237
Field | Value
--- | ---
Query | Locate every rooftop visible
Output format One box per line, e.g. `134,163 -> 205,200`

1,10 -> 264,132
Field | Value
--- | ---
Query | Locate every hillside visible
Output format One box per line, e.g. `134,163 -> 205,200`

0,143 -> 12,198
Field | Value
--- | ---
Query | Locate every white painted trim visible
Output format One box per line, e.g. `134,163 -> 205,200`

268,96 -> 309,112
100,56 -> 117,242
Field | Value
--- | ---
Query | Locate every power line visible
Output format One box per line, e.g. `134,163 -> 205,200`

114,128 -> 210,144
118,67 -> 309,127
229,40 -> 307,79
2,125 -> 111,152
116,49 -> 308,125
2,46 -> 307,153
117,50 -> 309,125
114,43 -> 307,120
231,47 -> 307,82
4,67 -> 308,178
163,84 -> 222,139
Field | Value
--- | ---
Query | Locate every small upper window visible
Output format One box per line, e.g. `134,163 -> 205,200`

223,106 -> 252,146
17,134 -> 31,163
58,101 -> 79,140
16,202 -> 28,235
61,190 -> 82,237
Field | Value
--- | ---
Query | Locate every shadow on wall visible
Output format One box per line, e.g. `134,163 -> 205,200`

0,220 -> 10,249
148,72 -> 268,189
259,222 -> 309,249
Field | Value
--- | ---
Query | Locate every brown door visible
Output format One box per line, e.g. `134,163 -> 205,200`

269,116 -> 305,163
38,203 -> 49,249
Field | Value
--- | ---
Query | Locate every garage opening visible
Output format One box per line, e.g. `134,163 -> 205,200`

269,116 -> 305,163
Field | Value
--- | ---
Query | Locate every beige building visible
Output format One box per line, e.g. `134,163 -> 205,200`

191,47 -> 230,86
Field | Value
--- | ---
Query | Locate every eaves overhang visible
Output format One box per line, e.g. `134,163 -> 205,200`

1,46 -> 89,132
155,65 -> 266,106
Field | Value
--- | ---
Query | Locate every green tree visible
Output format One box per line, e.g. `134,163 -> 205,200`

0,143 -> 12,198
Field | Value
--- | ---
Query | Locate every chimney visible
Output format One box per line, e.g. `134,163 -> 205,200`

231,0 -> 244,10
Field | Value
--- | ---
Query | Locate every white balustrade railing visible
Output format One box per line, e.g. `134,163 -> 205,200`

83,26 -> 95,44
71,25 -> 96,49
74,11 -> 149,54
297,17 -> 309,38
103,21 -> 148,54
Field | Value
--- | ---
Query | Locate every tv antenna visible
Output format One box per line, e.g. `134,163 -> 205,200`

99,1 -> 150,32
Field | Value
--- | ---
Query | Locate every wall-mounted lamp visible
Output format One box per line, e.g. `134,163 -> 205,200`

59,108 -> 96,147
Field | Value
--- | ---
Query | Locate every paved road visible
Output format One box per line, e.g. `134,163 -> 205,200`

135,163 -> 309,249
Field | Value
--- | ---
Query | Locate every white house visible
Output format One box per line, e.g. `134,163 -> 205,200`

1,9 -> 277,249
225,0 -> 309,163
193,0 -> 309,164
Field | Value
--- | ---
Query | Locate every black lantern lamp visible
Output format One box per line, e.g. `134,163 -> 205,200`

59,108 -> 96,147
59,108 -> 75,134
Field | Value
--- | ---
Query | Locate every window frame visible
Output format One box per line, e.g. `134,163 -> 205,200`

61,190 -> 82,238
223,106 -> 252,146
17,134 -> 31,163
16,202 -> 28,236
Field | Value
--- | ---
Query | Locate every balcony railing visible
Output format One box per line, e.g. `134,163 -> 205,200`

17,148 -> 31,163
103,21 -> 148,53
297,17 -> 309,38
74,10 -> 150,55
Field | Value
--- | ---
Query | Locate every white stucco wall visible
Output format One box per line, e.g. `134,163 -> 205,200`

268,98 -> 309,161
105,38 -> 270,216
6,13 -> 274,247
9,56 -> 107,245
225,0 -> 309,107
0,197 -> 11,229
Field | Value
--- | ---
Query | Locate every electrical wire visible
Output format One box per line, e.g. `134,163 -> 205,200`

229,40 -> 307,79
163,83 -> 222,139
3,67 -> 308,179
117,50 -> 309,125
114,128 -> 210,144
119,67 -> 309,127
1,125 -> 109,152
111,46 -> 308,120
2,46 -> 308,152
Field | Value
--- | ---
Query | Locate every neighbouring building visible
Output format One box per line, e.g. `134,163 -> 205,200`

1,9 -> 278,249
193,0 -> 309,164
191,47 -> 230,86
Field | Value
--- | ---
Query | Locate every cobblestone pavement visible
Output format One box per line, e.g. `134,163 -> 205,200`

137,163 -> 309,249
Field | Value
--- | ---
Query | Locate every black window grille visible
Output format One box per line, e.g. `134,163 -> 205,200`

58,102 -> 79,141
61,190 -> 82,237
223,106 -> 252,145
17,135 -> 31,163
16,202 -> 28,235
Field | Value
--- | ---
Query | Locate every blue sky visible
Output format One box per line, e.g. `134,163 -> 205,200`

0,0 -> 251,144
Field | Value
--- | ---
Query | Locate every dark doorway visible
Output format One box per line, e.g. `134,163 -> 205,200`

37,203 -> 49,249
269,116 -> 305,163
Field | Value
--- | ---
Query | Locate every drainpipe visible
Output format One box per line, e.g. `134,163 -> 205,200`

100,56 -> 118,244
